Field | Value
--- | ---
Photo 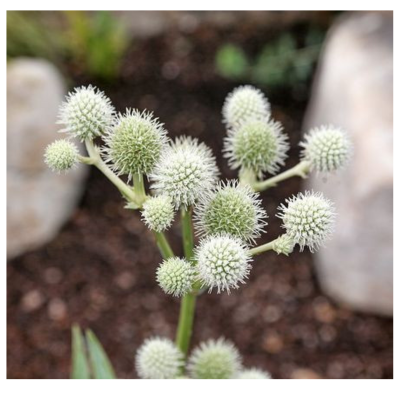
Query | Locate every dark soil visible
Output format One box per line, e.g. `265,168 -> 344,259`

7,17 -> 393,379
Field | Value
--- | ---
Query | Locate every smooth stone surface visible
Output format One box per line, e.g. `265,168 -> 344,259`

303,12 -> 393,316
7,58 -> 87,259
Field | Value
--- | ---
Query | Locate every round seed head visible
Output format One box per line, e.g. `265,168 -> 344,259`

277,191 -> 336,252
58,85 -> 114,141
141,195 -> 175,232
150,136 -> 219,209
222,85 -> 271,129
156,257 -> 196,297
236,368 -> 272,379
300,125 -> 352,173
188,338 -> 242,379
195,235 -> 251,294
224,119 -> 289,178
194,180 -> 267,243
104,109 -> 168,179
135,337 -> 183,379
44,139 -> 79,173
272,234 -> 296,256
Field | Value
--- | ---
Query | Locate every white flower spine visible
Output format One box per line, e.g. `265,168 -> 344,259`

195,234 -> 251,294
156,257 -> 196,297
104,109 -> 168,179
57,85 -> 115,141
141,195 -> 175,232
150,136 -> 219,209
277,191 -> 336,252
135,337 -> 183,379
44,139 -> 79,173
187,338 -> 242,379
222,85 -> 271,129
224,119 -> 289,178
300,125 -> 352,173
236,368 -> 272,379
194,180 -> 267,243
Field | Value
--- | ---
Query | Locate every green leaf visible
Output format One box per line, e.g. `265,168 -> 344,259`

86,329 -> 116,379
71,324 -> 90,379
215,44 -> 249,80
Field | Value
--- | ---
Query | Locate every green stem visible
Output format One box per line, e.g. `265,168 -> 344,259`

132,173 -> 147,207
252,160 -> 311,192
154,231 -> 174,259
175,206 -> 196,357
180,207 -> 194,261
249,239 -> 278,256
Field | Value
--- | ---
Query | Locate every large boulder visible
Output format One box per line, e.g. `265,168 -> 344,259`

7,58 -> 87,259
303,12 -> 393,316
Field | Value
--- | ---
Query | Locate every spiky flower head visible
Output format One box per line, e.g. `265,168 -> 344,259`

195,235 -> 251,293
300,125 -> 352,173
222,85 -> 271,129
236,368 -> 272,379
224,119 -> 289,178
141,195 -> 174,232
58,85 -> 114,141
104,109 -> 168,179
156,257 -> 196,297
44,139 -> 79,173
135,337 -> 183,379
194,180 -> 267,243
188,338 -> 242,379
277,191 -> 335,252
150,136 -> 219,209
272,234 -> 296,256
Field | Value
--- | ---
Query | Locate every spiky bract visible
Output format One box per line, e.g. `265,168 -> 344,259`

224,119 -> 289,178
57,85 -> 114,141
104,109 -> 168,179
277,191 -> 335,252
195,235 -> 251,293
135,337 -> 183,379
156,257 -> 196,297
141,195 -> 175,232
188,338 -> 242,379
300,125 -> 352,173
150,136 -> 219,209
194,180 -> 267,243
44,139 -> 79,173
222,85 -> 270,129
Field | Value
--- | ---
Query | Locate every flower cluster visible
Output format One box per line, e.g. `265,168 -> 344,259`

44,139 -> 79,173
136,336 -> 271,379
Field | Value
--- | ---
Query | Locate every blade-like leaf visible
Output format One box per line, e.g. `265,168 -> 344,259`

86,329 -> 116,379
71,324 -> 91,379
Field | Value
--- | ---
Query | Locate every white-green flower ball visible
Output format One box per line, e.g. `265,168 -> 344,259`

44,139 -> 79,173
58,85 -> 114,141
150,136 -> 219,209
224,119 -> 289,178
188,338 -> 242,379
141,195 -> 174,232
272,234 -> 296,256
135,337 -> 183,379
277,191 -> 335,252
104,109 -> 168,179
194,180 -> 267,243
236,368 -> 272,379
300,125 -> 352,173
156,257 -> 195,297
222,85 -> 271,129
195,235 -> 251,293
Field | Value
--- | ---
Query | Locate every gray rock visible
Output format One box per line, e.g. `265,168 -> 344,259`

303,12 -> 393,316
7,58 -> 87,259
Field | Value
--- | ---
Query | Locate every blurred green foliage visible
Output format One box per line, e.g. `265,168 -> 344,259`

7,11 -> 129,81
215,27 -> 325,88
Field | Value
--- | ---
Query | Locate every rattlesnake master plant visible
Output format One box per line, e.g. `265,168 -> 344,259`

45,84 -> 352,379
